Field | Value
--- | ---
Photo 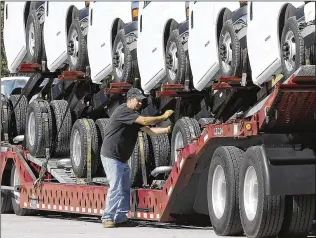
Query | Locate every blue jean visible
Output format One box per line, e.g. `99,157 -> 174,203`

101,155 -> 130,223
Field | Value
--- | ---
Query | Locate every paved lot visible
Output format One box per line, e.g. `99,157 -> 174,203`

1,214 -> 240,238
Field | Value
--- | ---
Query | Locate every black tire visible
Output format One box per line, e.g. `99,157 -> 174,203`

165,29 -> 186,85
279,195 -> 316,238
50,100 -> 72,157
25,11 -> 43,63
67,19 -> 88,71
281,17 -> 305,79
8,95 -> 28,139
112,29 -> 138,83
70,119 -> 100,178
239,146 -> 285,238
10,165 -> 36,216
95,118 -> 110,142
1,97 -> 11,142
1,190 -> 13,214
207,146 -> 244,236
170,117 -> 201,165
128,132 -> 150,187
95,118 -> 110,177
25,99 -> 53,157
149,134 -> 170,168
218,20 -> 243,77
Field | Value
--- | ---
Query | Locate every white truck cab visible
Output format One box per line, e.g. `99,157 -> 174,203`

3,1 -> 46,73
87,2 -> 137,84
247,1 -> 314,86
137,2 -> 187,93
43,2 -> 88,72
188,2 -> 241,91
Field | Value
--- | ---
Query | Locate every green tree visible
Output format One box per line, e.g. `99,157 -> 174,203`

1,1 -> 9,77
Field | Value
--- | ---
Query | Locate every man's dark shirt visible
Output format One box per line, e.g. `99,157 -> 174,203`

101,103 -> 141,163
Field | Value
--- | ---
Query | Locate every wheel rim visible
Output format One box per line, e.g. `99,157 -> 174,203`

167,42 -> 178,81
68,29 -> 79,66
114,41 -> 125,78
220,32 -> 233,73
212,165 -> 227,219
28,112 -> 35,147
28,22 -> 35,56
72,130 -> 81,167
282,30 -> 296,72
243,166 -> 258,221
13,168 -> 20,204
174,131 -> 184,163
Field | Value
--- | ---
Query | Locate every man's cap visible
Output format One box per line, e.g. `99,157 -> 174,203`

127,88 -> 146,100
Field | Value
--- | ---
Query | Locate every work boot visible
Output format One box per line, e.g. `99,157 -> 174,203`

102,219 -> 115,228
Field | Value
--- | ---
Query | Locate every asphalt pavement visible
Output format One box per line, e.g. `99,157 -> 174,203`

1,214 -> 241,238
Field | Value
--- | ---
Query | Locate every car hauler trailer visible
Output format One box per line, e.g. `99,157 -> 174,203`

1,63 -> 316,238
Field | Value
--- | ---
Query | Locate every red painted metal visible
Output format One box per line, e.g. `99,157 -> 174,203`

58,71 -> 86,80
17,63 -> 41,73
104,82 -> 132,94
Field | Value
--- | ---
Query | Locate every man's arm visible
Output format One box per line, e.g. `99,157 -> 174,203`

135,110 -> 174,126
140,126 -> 172,136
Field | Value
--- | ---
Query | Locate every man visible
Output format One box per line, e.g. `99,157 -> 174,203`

100,88 -> 174,228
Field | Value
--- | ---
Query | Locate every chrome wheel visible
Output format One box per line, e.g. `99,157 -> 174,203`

113,41 -> 125,78
28,22 -> 35,56
220,32 -> 233,73
174,131 -> 184,163
13,168 -> 20,205
282,30 -> 296,72
212,165 -> 227,219
243,166 -> 258,221
72,130 -> 81,167
27,112 -> 35,147
166,42 -> 178,81
68,29 -> 79,66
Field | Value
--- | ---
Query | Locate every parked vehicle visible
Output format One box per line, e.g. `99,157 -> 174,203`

87,1 -> 139,85
43,1 -> 89,72
3,1 -> 46,73
247,1 -> 315,86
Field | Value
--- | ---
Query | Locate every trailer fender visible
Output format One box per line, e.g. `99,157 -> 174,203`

253,145 -> 316,196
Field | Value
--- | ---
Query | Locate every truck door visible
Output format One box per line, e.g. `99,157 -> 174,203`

3,2 -> 27,73
188,2 -> 217,91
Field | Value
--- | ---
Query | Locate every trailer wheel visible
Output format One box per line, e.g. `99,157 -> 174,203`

9,95 -> 28,140
25,11 -> 43,63
95,118 -> 110,142
1,187 -> 13,214
128,132 -> 150,187
239,146 -> 285,238
171,117 -> 201,165
112,29 -> 138,83
95,118 -> 110,177
50,100 -> 72,157
26,99 -> 53,157
207,146 -> 244,236
165,29 -> 186,85
149,134 -> 170,168
281,17 -> 305,79
1,97 -> 11,142
70,119 -> 100,178
279,195 -> 315,238
11,165 -> 36,216
218,20 -> 243,77
67,19 -> 88,71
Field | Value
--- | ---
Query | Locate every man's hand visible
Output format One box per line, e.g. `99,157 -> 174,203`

163,110 -> 174,120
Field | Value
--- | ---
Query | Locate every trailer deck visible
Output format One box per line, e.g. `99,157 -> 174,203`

1,66 -> 315,226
